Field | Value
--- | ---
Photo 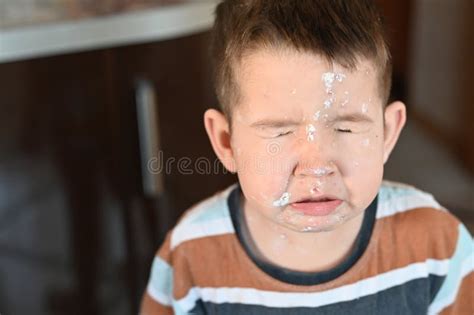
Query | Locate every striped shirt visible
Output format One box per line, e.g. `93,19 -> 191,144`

141,181 -> 474,314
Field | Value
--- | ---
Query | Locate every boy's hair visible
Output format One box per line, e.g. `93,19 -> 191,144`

210,0 -> 392,119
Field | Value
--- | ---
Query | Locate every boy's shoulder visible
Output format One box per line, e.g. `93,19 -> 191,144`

374,182 -> 473,315
377,180 -> 470,253
377,180 -> 446,217
377,180 -> 455,221
168,183 -> 238,251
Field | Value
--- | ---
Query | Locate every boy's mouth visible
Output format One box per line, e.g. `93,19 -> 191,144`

290,196 -> 342,216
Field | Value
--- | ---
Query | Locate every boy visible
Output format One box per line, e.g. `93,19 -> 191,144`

141,0 -> 474,314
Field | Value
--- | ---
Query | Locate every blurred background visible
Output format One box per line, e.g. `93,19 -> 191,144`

0,0 -> 472,314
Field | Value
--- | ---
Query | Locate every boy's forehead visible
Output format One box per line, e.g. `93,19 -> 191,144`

234,49 -> 381,119
238,49 -> 376,87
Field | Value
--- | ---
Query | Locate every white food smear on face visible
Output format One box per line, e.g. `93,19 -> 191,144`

322,72 -> 346,94
306,124 -> 316,141
313,179 -> 324,192
335,73 -> 345,82
324,97 -> 335,109
341,91 -> 350,107
362,138 -> 370,147
313,167 -> 331,176
273,192 -> 291,207
322,72 -> 336,93
361,103 -> 369,113
321,72 -> 345,111
313,110 -> 321,121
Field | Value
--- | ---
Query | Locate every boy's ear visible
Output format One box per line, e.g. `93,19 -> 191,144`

383,101 -> 407,164
203,109 -> 237,173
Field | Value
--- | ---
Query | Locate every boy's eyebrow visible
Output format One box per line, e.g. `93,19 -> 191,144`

249,119 -> 301,129
329,113 -> 374,123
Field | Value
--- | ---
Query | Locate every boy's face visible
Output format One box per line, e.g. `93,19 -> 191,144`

205,49 -> 405,233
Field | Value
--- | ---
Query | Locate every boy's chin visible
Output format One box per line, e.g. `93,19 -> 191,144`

285,224 -> 339,233
285,222 -> 343,233
275,209 -> 356,233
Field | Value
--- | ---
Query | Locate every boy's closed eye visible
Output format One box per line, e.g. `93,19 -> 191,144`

333,123 -> 371,134
250,119 -> 299,139
336,128 -> 353,133
274,130 -> 294,137
250,112 -> 373,138
330,112 -> 374,134
259,129 -> 295,139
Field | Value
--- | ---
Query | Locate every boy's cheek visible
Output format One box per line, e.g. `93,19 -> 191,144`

346,164 -> 383,209
338,132 -> 384,162
336,137 -> 385,198
341,145 -> 384,206
239,171 -> 290,209
235,146 -> 296,192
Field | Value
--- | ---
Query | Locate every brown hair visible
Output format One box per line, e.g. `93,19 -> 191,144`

210,0 -> 392,119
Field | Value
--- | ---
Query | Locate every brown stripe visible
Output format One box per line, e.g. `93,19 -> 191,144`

372,207 -> 459,273
139,292 -> 173,315
169,207 -> 461,298
440,271 -> 474,315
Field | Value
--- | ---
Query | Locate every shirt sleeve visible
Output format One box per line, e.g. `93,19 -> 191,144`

140,232 -> 174,315
429,223 -> 474,315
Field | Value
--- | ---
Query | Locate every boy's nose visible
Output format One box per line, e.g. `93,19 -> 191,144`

294,162 -> 336,178
292,137 -> 336,178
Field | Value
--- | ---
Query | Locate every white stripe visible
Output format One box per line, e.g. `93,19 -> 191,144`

171,217 -> 235,250
170,184 -> 237,250
175,287 -> 201,312
380,180 -> 415,190
426,258 -> 452,276
147,283 -> 172,306
463,252 -> 474,275
177,184 -> 236,226
428,252 -> 474,315
174,259 -> 450,311
377,194 -> 443,219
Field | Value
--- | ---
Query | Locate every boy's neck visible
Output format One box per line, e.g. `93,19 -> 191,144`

242,197 -> 365,273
